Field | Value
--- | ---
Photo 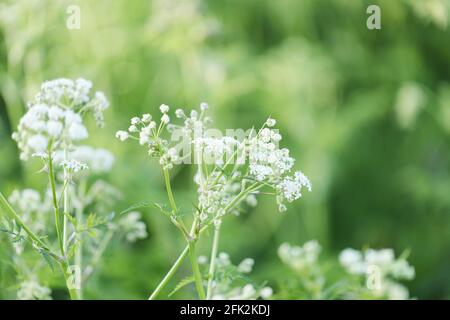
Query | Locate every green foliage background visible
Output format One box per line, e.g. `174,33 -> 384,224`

1,0 -> 450,299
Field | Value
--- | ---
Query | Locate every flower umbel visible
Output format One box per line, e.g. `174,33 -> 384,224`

12,78 -> 109,160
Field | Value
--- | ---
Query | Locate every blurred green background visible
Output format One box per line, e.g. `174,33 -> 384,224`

1,0 -> 450,299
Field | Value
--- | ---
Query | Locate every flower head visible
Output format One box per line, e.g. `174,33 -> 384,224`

339,247 -> 415,299
13,78 -> 108,160
118,211 -> 148,242
17,279 -> 52,300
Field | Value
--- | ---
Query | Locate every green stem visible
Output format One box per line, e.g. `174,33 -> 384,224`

148,245 -> 189,300
62,149 -> 69,253
206,224 -> 221,300
163,168 -> 178,213
48,154 -> 65,257
147,183 -> 261,299
75,180 -> 86,299
188,241 -> 206,300
48,154 -> 81,300
1,191 -> 80,299
187,215 -> 205,299
60,260 -> 80,300
163,168 -> 189,235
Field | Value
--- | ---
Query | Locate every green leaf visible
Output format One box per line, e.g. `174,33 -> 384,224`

153,202 -> 172,218
169,275 -> 195,297
66,239 -> 79,260
119,201 -> 153,216
76,213 -> 107,238
65,212 -> 78,230
38,248 -> 55,273
0,224 -> 25,243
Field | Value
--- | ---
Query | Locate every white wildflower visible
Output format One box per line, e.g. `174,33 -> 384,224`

13,78 -> 108,160
339,247 -> 415,300
238,258 -> 254,273
266,117 -> 276,127
68,122 -> 89,140
161,113 -> 170,124
365,249 -> 395,268
17,279 -> 52,300
118,211 -> 148,242
175,108 -> 185,118
8,189 -> 52,252
60,160 -> 88,173
260,287 -> 273,299
390,259 -> 415,280
276,171 -> 311,211
278,241 -> 321,272
159,104 -> 169,113
27,135 -> 48,153
48,106 -> 65,120
131,117 -> 141,125
339,248 -> 365,274
142,113 -> 152,122
69,146 -> 115,173
46,121 -> 63,137
128,125 -> 138,133
118,104 -> 311,217
200,102 -> 209,111
115,130 -> 129,141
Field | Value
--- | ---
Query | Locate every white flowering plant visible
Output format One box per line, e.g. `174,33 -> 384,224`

0,79 -> 147,300
275,241 -> 415,300
0,79 -> 417,301
116,102 -> 312,299
338,247 -> 415,299
196,253 -> 273,300
0,79 -> 311,300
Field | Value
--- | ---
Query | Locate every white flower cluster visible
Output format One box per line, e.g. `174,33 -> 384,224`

116,103 -> 214,170
276,171 -> 312,212
339,248 -> 415,299
278,241 -> 321,272
213,284 -> 273,300
248,128 -> 290,182
196,136 -> 238,165
115,106 -> 178,169
117,102 -> 311,221
70,146 -> 114,173
196,171 -> 242,221
60,159 -> 89,174
54,146 -> 114,174
36,78 -> 109,127
17,279 -> 52,300
245,120 -> 312,212
205,252 -> 273,300
12,78 -> 109,161
118,211 -> 148,242
8,189 -> 46,216
8,189 -> 52,242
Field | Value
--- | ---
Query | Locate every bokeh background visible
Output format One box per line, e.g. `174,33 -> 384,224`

1,0 -> 450,299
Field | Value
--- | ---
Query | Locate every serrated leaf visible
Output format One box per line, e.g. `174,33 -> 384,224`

169,275 -> 195,297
